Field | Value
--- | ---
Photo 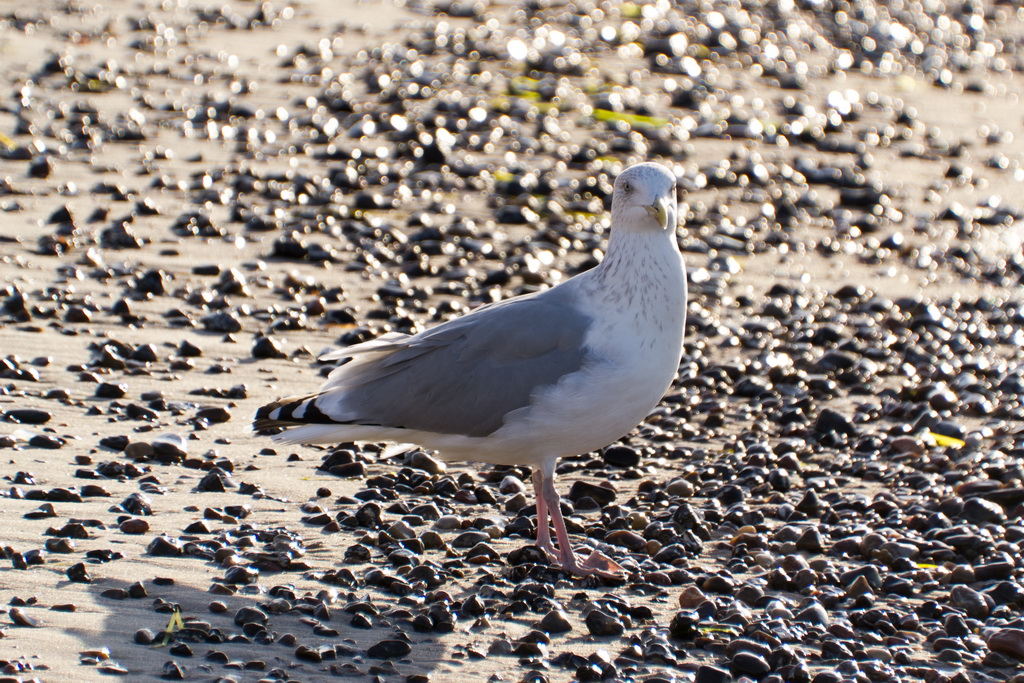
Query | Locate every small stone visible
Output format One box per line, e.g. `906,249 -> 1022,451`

584,609 -> 624,636
24,503 -> 57,519
195,406 -> 232,424
29,434 -> 63,449
387,520 -> 416,540
66,562 -> 91,583
795,602 -> 830,625
537,609 -> 572,634
134,628 -> 156,644
9,607 -> 39,627
601,446 -> 640,467
507,545 -> 549,566
451,530 -> 489,548
406,450 -> 445,474
45,538 -> 75,553
233,606 -> 268,626
498,475 -> 526,494
201,311 -> 242,333
814,408 -> 857,436
949,585 -> 990,619
252,336 -> 286,359
367,639 -> 412,659
604,529 -> 647,551
224,566 -> 258,584
846,575 -> 874,597
666,478 -> 695,497
147,535 -> 185,556
169,643 -> 193,657
124,442 -> 155,460
668,611 -> 698,639
962,497 -> 1005,524
162,661 -> 186,679
196,471 -> 233,492
95,382 -> 128,399
294,645 -> 323,662
97,663 -> 129,676
567,481 -> 615,506
987,629 -> 1024,661
152,433 -> 188,459
678,586 -> 708,609
121,492 -> 154,516
795,527 -> 826,553
890,436 -> 924,454
731,651 -> 770,677
4,408 -> 52,425
119,518 -> 150,534
694,664 -> 732,683
702,574 -> 735,594
177,340 -> 202,357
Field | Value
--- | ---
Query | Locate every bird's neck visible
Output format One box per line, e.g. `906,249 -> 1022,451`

580,227 -> 687,349
591,228 -> 683,287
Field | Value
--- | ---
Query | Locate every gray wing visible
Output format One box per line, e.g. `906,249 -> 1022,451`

315,287 -> 593,437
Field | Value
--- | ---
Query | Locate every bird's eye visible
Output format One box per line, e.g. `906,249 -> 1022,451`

622,180 -> 632,193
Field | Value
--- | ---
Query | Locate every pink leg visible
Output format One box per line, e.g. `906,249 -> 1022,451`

533,461 -> 626,579
532,471 -> 556,561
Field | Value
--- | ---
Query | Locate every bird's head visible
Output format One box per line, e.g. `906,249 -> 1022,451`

611,162 -> 678,235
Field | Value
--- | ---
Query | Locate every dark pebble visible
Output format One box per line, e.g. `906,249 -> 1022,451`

567,481 -> 615,506
119,518 -> 150,534
601,446 -> 641,467
134,628 -> 156,644
584,609 -> 624,636
694,665 -> 733,683
9,607 -> 40,627
537,609 -> 572,634
252,336 -> 286,359
95,382 -> 128,398
233,606 -> 268,626
4,408 -> 52,424
367,639 -> 412,659
147,535 -> 186,556
66,562 -> 91,583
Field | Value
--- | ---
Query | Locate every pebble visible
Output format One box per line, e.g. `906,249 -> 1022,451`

584,609 -> 624,637
536,609 -> 572,634
601,446 -> 640,468
987,629 -> 1024,662
694,665 -> 732,683
731,651 -> 770,677
9,607 -> 39,627
567,481 -> 616,506
678,586 -> 708,609
3,409 -> 51,425
119,518 -> 150,534
949,585 -> 990,620
66,563 -> 91,583
367,639 -> 411,659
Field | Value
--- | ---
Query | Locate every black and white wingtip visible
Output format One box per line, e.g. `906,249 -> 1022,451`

253,393 -> 329,433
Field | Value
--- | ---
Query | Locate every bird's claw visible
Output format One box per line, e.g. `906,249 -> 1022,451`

574,549 -> 627,580
552,549 -> 626,580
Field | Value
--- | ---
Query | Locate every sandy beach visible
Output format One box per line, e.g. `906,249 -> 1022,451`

1,0 -> 1024,681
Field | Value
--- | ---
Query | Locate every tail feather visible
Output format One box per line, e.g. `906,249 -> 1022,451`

254,394 -> 392,446
253,393 -> 333,432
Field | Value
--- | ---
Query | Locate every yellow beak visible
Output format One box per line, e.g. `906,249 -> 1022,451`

645,196 -> 670,228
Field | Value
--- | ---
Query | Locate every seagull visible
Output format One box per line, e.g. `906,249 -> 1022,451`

254,162 -> 687,578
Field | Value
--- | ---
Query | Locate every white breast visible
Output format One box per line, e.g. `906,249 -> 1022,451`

485,235 -> 687,464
